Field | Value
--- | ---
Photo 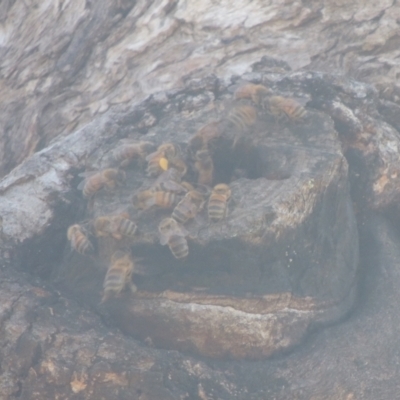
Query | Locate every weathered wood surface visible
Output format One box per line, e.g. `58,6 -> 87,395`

217,213 -> 400,399
1,213 -> 399,398
0,266 -> 238,399
52,70 -> 358,360
1,0 -> 400,176
0,64 -> 400,397
2,0 -> 400,398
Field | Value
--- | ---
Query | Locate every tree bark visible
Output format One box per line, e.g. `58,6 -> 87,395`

2,0 -> 400,399
1,0 -> 400,175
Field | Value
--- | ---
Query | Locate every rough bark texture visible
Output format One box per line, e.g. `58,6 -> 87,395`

0,267 -> 238,400
1,0 -> 400,176
2,0 -> 400,398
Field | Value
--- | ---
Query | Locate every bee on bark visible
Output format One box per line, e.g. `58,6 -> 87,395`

93,213 -> 137,240
267,96 -> 307,122
208,183 -> 232,222
101,250 -> 136,303
78,168 -> 126,198
188,122 -> 222,155
67,224 -> 94,255
145,143 -> 179,177
226,105 -> 257,132
112,140 -> 154,168
158,217 -> 189,259
194,149 -> 214,186
172,190 -> 206,224
233,83 -> 270,106
132,190 -> 179,211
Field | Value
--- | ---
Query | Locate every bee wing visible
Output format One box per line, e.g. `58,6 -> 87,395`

229,82 -> 245,94
173,143 -> 182,157
79,219 -> 94,231
158,180 -> 186,193
78,171 -> 98,178
118,138 -> 140,144
154,168 -> 175,182
145,150 -> 160,162
195,184 -> 212,197
77,178 -> 87,190
179,225 -> 190,237
292,96 -> 309,107
153,170 -> 186,193
159,233 -> 169,246
273,95 -> 309,108
193,213 -> 205,225
115,140 -> 154,156
144,196 -> 156,208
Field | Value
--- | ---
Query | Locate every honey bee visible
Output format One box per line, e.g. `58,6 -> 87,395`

93,213 -> 137,240
226,105 -> 257,132
112,140 -> 154,168
188,122 -> 222,155
158,218 -> 189,259
132,190 -> 178,211
78,168 -> 126,197
267,96 -> 307,121
194,149 -> 214,186
172,190 -> 206,224
233,83 -> 270,105
146,143 -> 179,177
67,224 -> 94,255
208,183 -> 231,222
101,250 -> 136,303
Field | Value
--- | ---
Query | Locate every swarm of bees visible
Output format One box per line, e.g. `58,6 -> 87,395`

66,81 -> 309,303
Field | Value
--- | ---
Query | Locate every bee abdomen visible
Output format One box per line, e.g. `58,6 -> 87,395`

169,236 -> 188,259
83,181 -> 103,197
76,236 -> 93,254
147,158 -> 168,177
227,106 -> 257,131
156,192 -> 177,208
171,207 -> 188,224
119,218 -> 137,237
146,163 -> 160,177
114,147 -> 129,162
208,199 -> 226,222
103,268 -> 126,293
290,104 -> 307,119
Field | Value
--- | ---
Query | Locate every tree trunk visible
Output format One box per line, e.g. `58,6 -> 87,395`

0,0 -> 399,176
2,1 -> 400,399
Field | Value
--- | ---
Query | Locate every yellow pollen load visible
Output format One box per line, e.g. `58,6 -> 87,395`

159,157 -> 169,171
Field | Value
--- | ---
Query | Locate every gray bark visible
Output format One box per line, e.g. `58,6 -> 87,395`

0,0 -> 400,175
2,0 -> 400,398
